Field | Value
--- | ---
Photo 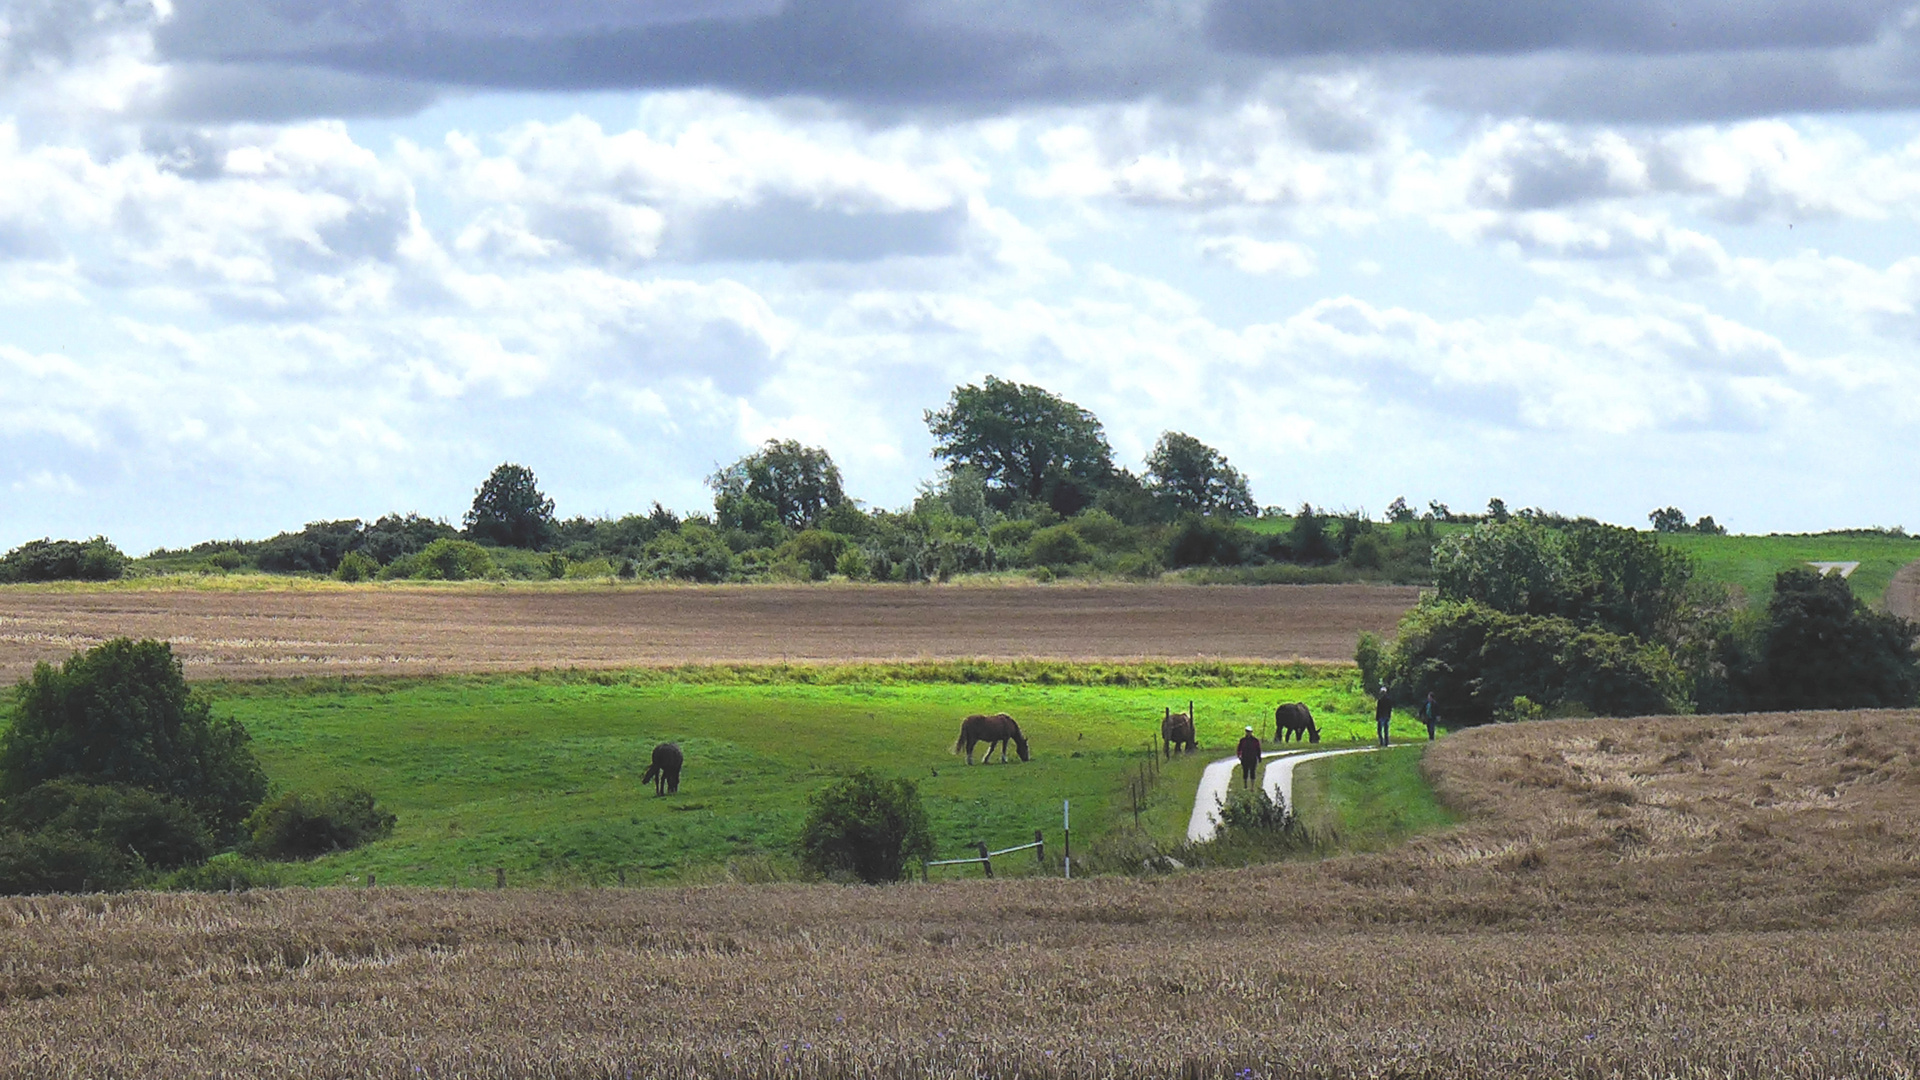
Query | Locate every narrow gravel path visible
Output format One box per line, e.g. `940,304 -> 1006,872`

1185,746 -> 1382,843
1887,558 -> 1920,621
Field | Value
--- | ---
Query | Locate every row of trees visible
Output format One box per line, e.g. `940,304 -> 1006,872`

113,377 -> 1421,584
1360,519 -> 1920,724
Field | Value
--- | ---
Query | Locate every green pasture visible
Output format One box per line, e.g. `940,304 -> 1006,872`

1658,532 -> 1920,609
195,664 -> 1399,887
1291,743 -> 1456,851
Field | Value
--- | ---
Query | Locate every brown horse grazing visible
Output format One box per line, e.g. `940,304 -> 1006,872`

1161,703 -> 1196,758
952,713 -> 1030,764
641,742 -> 683,795
1274,703 -> 1321,744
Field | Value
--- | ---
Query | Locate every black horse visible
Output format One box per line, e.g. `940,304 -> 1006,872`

1161,703 -> 1196,759
953,713 -> 1029,764
642,742 -> 683,795
1274,702 -> 1321,744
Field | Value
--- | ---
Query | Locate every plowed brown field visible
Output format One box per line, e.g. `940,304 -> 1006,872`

0,582 -> 1417,681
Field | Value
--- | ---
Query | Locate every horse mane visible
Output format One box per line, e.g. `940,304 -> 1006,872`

1006,714 -> 1026,744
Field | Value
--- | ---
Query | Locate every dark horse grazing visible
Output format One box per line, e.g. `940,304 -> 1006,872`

1162,703 -> 1196,758
1274,702 -> 1321,744
642,742 -> 683,795
953,713 -> 1029,764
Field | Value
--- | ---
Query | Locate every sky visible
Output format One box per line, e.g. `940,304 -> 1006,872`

5,0 -> 1920,553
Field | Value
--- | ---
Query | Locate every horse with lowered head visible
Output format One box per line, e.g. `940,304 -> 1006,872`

642,742 -> 683,794
1274,702 -> 1321,744
1161,703 -> 1196,758
953,713 -> 1029,764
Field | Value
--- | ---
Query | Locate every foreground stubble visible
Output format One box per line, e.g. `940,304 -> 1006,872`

6,708 -> 1920,1078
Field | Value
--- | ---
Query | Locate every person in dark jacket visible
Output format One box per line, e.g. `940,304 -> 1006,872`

1422,692 -> 1439,741
1374,692 -> 1393,747
1236,726 -> 1263,788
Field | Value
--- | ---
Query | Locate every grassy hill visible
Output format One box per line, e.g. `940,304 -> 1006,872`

1658,531 -> 1920,609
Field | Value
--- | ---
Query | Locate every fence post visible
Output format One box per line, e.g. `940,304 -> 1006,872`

1034,829 -> 1046,870
495,866 -> 505,889
1063,799 -> 1072,880
976,841 -> 993,879
617,868 -> 626,887
367,873 -> 375,888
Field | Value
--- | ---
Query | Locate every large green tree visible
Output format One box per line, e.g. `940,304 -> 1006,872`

709,439 -> 848,532
925,376 -> 1115,513
0,639 -> 267,841
1143,431 -> 1257,517
465,463 -> 556,549
1746,569 -> 1920,711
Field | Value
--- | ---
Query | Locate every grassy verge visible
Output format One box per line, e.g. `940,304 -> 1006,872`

1290,742 -> 1455,851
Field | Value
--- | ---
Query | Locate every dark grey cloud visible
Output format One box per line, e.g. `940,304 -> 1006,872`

22,0 -> 1920,126
1206,0 -> 1904,58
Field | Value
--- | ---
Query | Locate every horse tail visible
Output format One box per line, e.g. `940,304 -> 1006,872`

953,720 -> 969,754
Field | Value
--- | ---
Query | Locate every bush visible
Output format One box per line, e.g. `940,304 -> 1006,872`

1027,523 -> 1091,567
0,828 -> 138,894
1354,631 -> 1385,696
413,538 -> 494,581
158,852 -> 284,892
0,537 -> 128,583
0,780 -> 213,870
778,530 -> 849,581
0,639 -> 267,841
245,787 -> 396,861
1740,569 -> 1920,711
797,769 -> 933,884
642,523 -> 736,582
1384,599 -> 1686,726
333,551 -> 379,582
1163,515 -> 1248,568
1214,784 -> 1296,834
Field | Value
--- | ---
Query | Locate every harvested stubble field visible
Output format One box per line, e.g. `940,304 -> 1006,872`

6,708 -> 1920,1078
0,583 -> 1416,683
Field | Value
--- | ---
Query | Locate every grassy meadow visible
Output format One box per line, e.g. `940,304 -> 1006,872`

194,662 -> 1403,887
1659,530 -> 1920,608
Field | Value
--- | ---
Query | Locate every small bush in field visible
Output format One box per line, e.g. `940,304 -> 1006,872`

158,852 -> 285,891
0,780 -> 213,871
413,538 -> 494,581
246,787 -> 396,861
1027,524 -> 1090,567
333,551 -> 379,582
1214,785 -> 1295,834
798,769 -> 933,884
0,828 -> 139,894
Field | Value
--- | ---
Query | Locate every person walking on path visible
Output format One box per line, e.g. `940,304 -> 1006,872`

1374,692 -> 1393,748
1236,726 -> 1263,788
1422,692 -> 1439,741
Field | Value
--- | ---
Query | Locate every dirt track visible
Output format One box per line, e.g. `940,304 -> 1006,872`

0,583 -> 1417,681
1888,558 -> 1920,621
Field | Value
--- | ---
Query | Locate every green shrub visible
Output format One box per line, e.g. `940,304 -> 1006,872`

1384,599 -> 1686,726
0,639 -> 266,841
413,538 -> 494,581
1347,533 -> 1386,570
0,780 -> 213,870
778,530 -> 848,581
1027,524 -> 1091,567
1354,631 -> 1385,696
158,852 -> 285,892
797,769 -> 933,884
333,551 -> 379,582
836,547 -> 870,580
0,537 -> 128,583
245,787 -> 396,861
0,828 -> 138,894
1163,515 -> 1248,568
1214,784 -> 1296,834
642,523 -> 735,582
563,557 -> 615,579
1734,569 -> 1920,711
988,519 -> 1039,556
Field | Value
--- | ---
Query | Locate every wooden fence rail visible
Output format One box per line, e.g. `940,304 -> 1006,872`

923,830 -> 1048,880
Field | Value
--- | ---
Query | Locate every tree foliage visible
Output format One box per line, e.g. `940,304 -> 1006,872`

710,439 -> 848,532
1143,431 -> 1256,517
245,787 -> 396,861
0,639 -> 266,840
925,376 -> 1115,513
1739,569 -> 1920,711
0,537 -> 127,583
465,463 -> 556,549
797,769 -> 934,884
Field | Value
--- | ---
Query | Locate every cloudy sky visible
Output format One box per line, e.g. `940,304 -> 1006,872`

5,0 -> 1920,552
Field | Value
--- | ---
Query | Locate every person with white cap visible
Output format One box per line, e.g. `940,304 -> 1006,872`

1235,725 -> 1263,789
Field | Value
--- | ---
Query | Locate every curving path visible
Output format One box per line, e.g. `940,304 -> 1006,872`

1186,745 -> 1383,843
